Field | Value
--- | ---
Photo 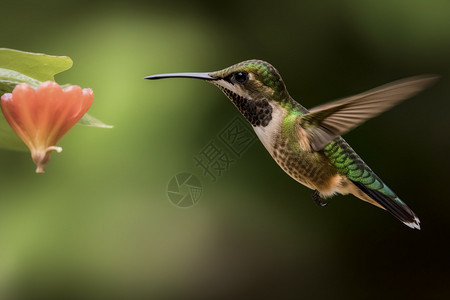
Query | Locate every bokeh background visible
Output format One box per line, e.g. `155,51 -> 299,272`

1,0 -> 450,299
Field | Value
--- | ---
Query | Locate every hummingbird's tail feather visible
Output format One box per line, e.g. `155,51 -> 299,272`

350,180 -> 421,230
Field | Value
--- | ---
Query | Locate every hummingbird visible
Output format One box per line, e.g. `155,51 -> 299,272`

145,60 -> 437,229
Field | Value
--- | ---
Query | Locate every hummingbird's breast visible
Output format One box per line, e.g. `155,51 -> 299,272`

254,104 -> 341,194
272,133 -> 341,192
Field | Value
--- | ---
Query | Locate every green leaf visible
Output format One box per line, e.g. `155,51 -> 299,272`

0,68 -> 41,95
0,48 -> 72,82
78,114 -> 113,128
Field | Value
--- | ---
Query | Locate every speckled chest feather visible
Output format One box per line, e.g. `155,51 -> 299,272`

270,133 -> 340,192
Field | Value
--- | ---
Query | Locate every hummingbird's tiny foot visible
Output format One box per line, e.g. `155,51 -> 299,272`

312,190 -> 327,207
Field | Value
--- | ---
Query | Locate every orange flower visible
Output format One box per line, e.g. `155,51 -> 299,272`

1,81 -> 94,173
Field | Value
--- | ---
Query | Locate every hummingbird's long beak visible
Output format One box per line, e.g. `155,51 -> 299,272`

144,72 -> 217,80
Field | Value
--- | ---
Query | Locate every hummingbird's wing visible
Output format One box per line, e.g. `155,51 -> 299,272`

298,75 -> 438,151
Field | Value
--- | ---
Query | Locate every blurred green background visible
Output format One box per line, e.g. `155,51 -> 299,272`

1,0 -> 450,299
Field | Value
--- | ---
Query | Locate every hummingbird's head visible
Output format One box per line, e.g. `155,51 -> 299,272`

208,60 -> 289,102
145,60 -> 290,127
208,60 -> 290,126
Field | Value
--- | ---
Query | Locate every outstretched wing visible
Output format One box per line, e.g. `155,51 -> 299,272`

298,75 -> 438,151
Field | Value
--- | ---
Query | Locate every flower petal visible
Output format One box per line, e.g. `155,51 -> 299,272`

2,84 -> 37,149
1,81 -> 94,173
35,81 -> 64,145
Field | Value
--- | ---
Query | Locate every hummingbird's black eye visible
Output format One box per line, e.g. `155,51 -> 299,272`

233,71 -> 248,84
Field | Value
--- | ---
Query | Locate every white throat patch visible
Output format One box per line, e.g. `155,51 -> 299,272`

253,102 -> 285,154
